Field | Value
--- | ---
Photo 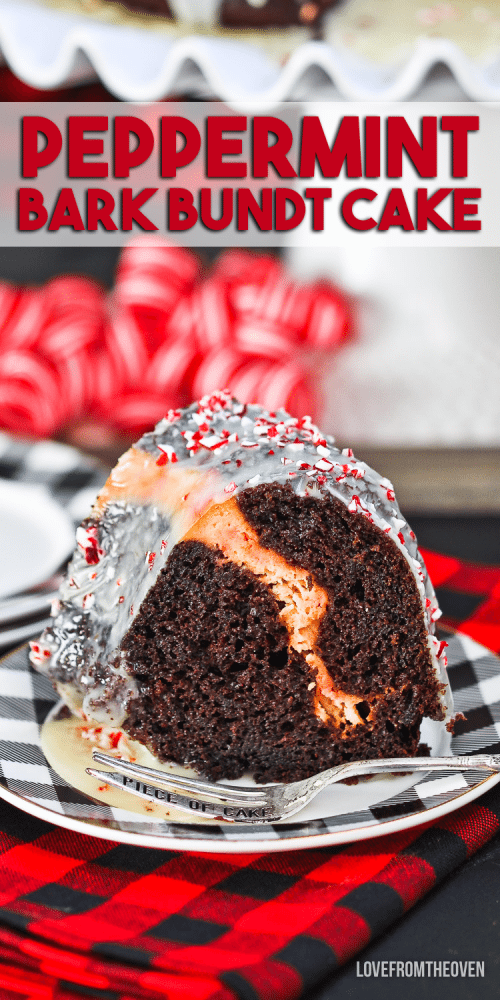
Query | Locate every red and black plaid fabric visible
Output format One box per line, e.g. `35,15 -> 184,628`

421,548 -> 500,654
1,551 -> 500,1000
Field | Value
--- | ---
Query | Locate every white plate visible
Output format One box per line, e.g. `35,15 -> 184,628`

0,481 -> 75,599
0,633 -> 499,853
1,0 -> 500,101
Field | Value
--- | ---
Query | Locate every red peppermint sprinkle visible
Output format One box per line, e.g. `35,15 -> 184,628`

156,444 -> 178,466
76,525 -> 104,565
348,495 -> 373,521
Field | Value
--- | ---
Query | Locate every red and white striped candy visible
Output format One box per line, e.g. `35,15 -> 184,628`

0,350 -> 65,436
0,289 -> 49,352
0,283 -> 21,338
87,346 -> 123,411
190,278 -> 233,351
259,360 -> 318,421
0,381 -> 57,437
279,283 -> 316,337
43,276 -> 104,318
39,277 -> 105,359
0,245 -> 347,443
118,238 -> 199,284
105,309 -> 151,388
303,283 -> 350,349
214,249 -> 283,289
145,332 -> 201,402
166,295 -> 197,343
116,240 -> 199,308
233,316 -> 296,360
114,274 -> 183,315
216,250 -> 284,318
227,358 -> 276,404
56,352 -> 91,419
191,346 -> 246,401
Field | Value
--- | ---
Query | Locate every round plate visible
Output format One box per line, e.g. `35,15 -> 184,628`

1,633 -> 499,853
0,480 -> 75,599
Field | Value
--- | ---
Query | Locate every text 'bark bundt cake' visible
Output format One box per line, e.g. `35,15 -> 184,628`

31,392 -> 451,783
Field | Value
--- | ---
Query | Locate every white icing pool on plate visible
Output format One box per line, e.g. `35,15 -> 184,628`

41,703 -> 451,825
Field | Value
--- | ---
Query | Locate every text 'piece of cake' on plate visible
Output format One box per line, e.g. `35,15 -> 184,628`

31,392 -> 453,785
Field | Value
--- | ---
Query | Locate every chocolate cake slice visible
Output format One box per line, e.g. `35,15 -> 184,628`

32,392 -> 451,783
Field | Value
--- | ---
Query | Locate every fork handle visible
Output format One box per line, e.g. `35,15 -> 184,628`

315,755 -> 500,788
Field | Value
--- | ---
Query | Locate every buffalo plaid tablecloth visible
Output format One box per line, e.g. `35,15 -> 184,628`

0,550 -> 499,1000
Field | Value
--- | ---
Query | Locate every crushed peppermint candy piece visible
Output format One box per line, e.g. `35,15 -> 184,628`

348,495 -> 373,521
392,517 -> 406,531
29,641 -> 53,667
76,525 -> 104,565
163,409 -> 182,425
156,444 -> 178,466
80,725 -> 132,757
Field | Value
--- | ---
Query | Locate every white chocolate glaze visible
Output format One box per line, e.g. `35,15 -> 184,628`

41,706 -> 219,824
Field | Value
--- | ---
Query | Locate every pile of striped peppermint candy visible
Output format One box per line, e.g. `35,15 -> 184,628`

0,241 -> 353,441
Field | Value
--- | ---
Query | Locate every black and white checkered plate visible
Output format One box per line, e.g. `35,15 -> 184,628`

0,433 -> 107,646
0,431 -> 107,531
0,634 -> 499,854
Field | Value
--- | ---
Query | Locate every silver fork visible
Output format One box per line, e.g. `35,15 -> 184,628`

87,751 -> 500,824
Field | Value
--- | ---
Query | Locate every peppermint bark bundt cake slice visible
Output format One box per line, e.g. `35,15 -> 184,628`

31,392 -> 451,783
